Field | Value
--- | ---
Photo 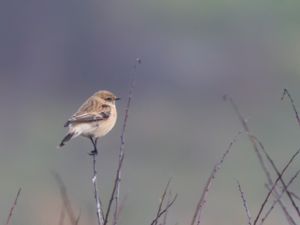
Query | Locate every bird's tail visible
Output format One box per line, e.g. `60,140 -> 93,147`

58,132 -> 75,148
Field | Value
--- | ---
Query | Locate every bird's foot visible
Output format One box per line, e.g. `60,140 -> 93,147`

89,149 -> 98,156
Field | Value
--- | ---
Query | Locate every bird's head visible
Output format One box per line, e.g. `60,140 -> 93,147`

94,90 -> 120,105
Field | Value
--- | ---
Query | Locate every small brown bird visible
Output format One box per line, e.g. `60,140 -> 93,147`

58,90 -> 120,155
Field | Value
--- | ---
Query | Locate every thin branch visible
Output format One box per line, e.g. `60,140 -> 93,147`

290,192 -> 300,202
224,96 -> 272,181
236,180 -> 252,225
253,148 -> 300,225
92,154 -> 105,225
153,179 -> 172,225
113,58 -> 141,225
104,152 -> 124,225
53,172 -> 81,225
150,194 -> 178,225
5,188 -> 22,225
260,169 -> 300,225
251,135 -> 300,217
281,88 -> 300,126
105,58 -> 141,225
156,178 -> 172,225
159,191 -> 174,225
190,131 -> 241,225
225,95 -> 296,225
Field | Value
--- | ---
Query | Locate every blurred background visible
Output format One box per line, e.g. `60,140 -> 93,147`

1,0 -> 300,225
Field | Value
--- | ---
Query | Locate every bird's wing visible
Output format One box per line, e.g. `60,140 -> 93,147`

64,98 -> 111,127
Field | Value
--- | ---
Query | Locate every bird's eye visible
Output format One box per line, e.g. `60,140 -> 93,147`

106,97 -> 113,101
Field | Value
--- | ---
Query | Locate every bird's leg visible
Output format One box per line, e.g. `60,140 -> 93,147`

94,138 -> 99,154
89,137 -> 98,156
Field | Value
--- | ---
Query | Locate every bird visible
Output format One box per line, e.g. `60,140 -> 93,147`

58,90 -> 120,155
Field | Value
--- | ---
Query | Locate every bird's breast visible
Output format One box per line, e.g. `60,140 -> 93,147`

69,106 -> 117,138
94,108 -> 117,138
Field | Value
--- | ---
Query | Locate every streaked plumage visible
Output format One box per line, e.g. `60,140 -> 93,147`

58,90 -> 119,155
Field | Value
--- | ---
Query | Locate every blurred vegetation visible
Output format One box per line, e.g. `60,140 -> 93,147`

1,0 -> 300,225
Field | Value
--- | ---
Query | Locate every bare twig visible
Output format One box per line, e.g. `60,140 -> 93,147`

5,188 -> 21,225
156,178 -> 172,224
150,194 -> 178,225
92,154 -> 105,225
159,191 -> 173,225
53,172 -> 81,225
113,58 -> 141,225
104,58 -> 141,225
190,131 -> 241,225
224,96 -> 272,180
225,95 -> 296,225
253,148 -> 300,225
281,88 -> 300,126
104,152 -> 124,225
290,192 -> 300,202
153,179 -> 172,225
251,135 -> 300,217
260,169 -> 300,225
236,180 -> 252,225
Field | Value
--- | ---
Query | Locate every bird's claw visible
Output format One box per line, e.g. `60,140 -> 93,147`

89,149 -> 98,156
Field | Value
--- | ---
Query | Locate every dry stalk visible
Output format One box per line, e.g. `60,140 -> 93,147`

159,191 -> 174,225
253,148 -> 300,225
290,192 -> 300,202
150,181 -> 177,225
190,131 -> 241,225
281,89 -> 300,126
91,154 -> 105,225
5,188 -> 21,225
260,169 -> 300,225
153,179 -> 172,225
150,195 -> 177,225
251,135 -> 300,217
104,58 -> 141,225
236,180 -> 252,225
225,95 -> 296,225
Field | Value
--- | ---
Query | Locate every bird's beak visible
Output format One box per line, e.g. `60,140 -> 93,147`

115,97 -> 121,101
